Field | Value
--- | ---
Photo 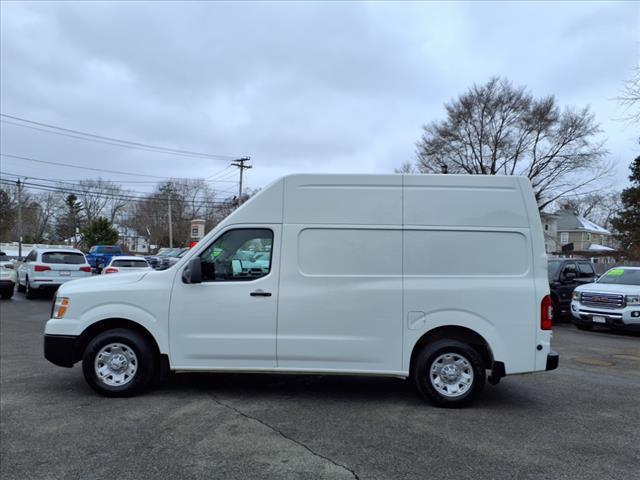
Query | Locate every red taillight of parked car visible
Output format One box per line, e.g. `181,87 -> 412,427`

541,295 -> 554,330
34,265 -> 51,272
104,267 -> 119,274
79,266 -> 92,272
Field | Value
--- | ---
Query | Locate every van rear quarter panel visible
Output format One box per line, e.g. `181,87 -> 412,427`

403,176 -> 538,374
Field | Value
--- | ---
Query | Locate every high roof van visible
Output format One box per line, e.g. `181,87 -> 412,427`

44,174 -> 558,407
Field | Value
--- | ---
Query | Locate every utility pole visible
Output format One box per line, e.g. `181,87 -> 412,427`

167,187 -> 173,248
231,157 -> 252,206
16,179 -> 25,258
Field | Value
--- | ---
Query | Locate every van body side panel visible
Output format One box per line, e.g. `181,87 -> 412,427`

283,174 -> 403,225
276,225 -> 403,370
402,175 -> 537,374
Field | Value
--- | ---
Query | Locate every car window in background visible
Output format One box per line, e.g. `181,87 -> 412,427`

0,253 -> 9,262
597,269 -> 640,286
112,259 -> 149,268
578,263 -> 595,278
548,260 -> 561,280
42,252 -> 86,265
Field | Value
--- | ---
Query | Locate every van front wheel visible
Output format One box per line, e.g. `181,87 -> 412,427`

413,339 -> 485,408
82,329 -> 156,397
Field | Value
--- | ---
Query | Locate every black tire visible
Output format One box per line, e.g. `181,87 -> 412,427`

413,339 -> 485,408
575,324 -> 593,331
17,281 -> 25,293
82,328 -> 157,397
1,287 -> 14,299
25,278 -> 37,299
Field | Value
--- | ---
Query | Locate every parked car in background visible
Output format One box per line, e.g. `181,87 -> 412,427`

17,248 -> 92,299
571,267 -> 640,332
102,256 -> 153,274
85,245 -> 125,273
0,252 -> 17,299
548,259 -> 596,319
150,248 -> 189,270
0,251 -> 16,269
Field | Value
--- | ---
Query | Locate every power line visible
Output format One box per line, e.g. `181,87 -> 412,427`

0,178 -> 235,208
1,152 -> 182,179
1,113 -> 241,161
0,171 -> 240,198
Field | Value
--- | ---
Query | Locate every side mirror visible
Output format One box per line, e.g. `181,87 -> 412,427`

182,257 -> 202,284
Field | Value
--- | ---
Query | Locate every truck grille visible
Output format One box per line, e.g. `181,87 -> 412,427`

580,292 -> 625,309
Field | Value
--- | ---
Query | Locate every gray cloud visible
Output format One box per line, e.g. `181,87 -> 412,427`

1,1 -> 638,194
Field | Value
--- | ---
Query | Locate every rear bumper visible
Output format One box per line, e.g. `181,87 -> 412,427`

0,280 -> 15,288
546,351 -> 559,371
44,334 -> 79,368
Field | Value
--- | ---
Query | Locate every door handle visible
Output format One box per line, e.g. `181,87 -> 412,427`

250,290 -> 272,297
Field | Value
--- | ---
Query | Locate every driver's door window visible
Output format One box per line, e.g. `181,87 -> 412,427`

562,263 -> 577,279
200,229 -> 273,282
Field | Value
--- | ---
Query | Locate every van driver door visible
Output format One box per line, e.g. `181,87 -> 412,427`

169,225 -> 281,369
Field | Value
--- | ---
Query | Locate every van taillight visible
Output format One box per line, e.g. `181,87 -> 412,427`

541,295 -> 554,330
34,265 -> 51,272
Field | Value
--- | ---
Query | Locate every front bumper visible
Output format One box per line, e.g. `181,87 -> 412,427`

571,300 -> 640,330
44,334 -> 79,368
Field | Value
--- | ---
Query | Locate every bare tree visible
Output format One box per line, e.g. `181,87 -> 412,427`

394,161 -> 417,174
415,77 -> 610,210
76,179 -> 130,223
616,67 -> 640,123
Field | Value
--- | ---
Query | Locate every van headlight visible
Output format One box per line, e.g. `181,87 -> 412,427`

627,295 -> 640,305
572,291 -> 581,301
52,297 -> 70,319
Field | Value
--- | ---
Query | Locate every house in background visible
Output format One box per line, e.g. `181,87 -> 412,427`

554,206 -> 616,263
540,212 -> 559,254
115,225 -> 149,253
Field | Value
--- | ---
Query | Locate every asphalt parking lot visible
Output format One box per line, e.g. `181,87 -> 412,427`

1,294 -> 639,480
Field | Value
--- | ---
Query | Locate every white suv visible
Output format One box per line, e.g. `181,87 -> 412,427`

571,267 -> 640,332
0,251 -> 17,299
17,248 -> 92,299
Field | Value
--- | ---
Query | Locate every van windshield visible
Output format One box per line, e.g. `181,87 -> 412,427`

597,269 -> 640,286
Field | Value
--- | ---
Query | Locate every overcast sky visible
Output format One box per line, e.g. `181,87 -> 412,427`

1,1 -> 638,198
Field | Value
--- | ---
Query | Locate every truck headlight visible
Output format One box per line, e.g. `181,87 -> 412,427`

626,295 -> 640,305
52,297 -> 70,319
572,291 -> 581,301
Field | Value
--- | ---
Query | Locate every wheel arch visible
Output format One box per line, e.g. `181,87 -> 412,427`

409,325 -> 494,376
74,318 -> 162,364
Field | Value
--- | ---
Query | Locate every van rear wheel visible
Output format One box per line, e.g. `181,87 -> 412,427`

82,329 -> 156,397
413,339 -> 485,408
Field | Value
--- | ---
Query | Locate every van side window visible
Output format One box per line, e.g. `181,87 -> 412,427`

199,229 -> 273,282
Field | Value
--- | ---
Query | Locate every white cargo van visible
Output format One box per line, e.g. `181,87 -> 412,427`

44,174 -> 557,407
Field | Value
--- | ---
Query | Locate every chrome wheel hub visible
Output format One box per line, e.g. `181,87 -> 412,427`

429,352 -> 474,398
95,343 -> 138,387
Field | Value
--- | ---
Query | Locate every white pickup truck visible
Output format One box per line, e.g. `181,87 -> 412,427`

571,267 -> 640,332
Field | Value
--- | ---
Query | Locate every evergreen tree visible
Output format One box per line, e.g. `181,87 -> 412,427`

81,217 -> 119,247
611,156 -> 640,260
56,194 -> 84,242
